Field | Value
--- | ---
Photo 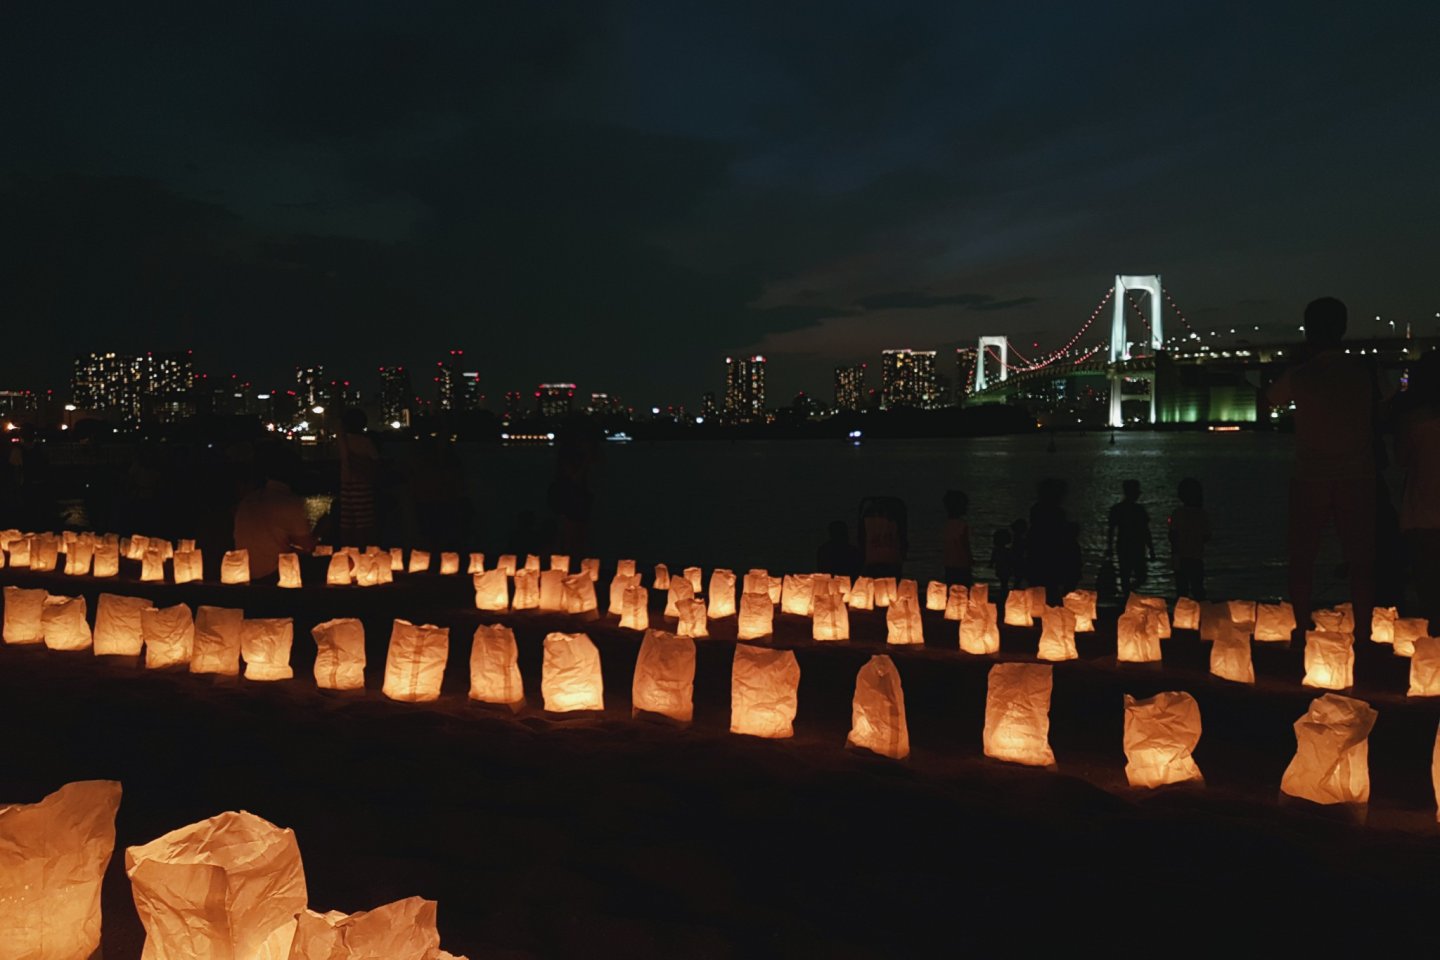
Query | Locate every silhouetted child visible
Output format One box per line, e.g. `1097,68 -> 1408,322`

991,528 -> 1016,591
1169,477 -> 1210,599
1107,479 -> 1154,597
941,490 -> 973,585
816,519 -> 864,578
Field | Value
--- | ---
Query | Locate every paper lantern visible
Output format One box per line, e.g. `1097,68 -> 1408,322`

220,549 -> 250,584
943,585 -> 969,622
141,545 -> 167,582
1037,605 -> 1077,661
1393,619 -> 1428,657
872,577 -> 898,609
174,549 -> 203,584
617,559 -> 637,578
960,602 -> 1000,655
1280,694 -> 1376,805
1023,585 -> 1045,615
94,593 -> 153,656
983,662 -> 1055,766
240,618 -> 294,681
676,597 -> 708,638
1371,606 -> 1398,644
1303,631 -> 1354,689
846,576 -> 875,611
407,550 -> 430,574
1255,604 -> 1301,641
512,569 -> 540,609
780,574 -> 814,616
126,810 -> 308,960
1312,606 -> 1353,633
561,573 -> 598,614
143,604 -> 194,669
312,545 -> 334,557
381,620 -> 450,702
1196,602 -> 1227,642
1116,610 -> 1162,663
1209,618 -> 1255,684
832,575 -> 852,600
311,618 -> 366,691
0,779 -> 123,960
3,585 -> 46,644
469,624 -> 524,706
730,644 -> 799,739
1408,636 -> 1440,697
327,553 -> 353,586
737,591 -> 773,640
439,552 -> 460,575
620,584 -> 650,631
1127,594 -> 1171,638
632,629 -> 696,722
42,594 -> 91,651
350,553 -> 379,585
538,569 -> 566,612
681,566 -> 702,593
93,542 -> 120,578
541,632 -> 604,712
1003,590 -> 1032,627
767,576 -> 783,604
707,568 -> 737,618
191,605 -> 244,676
496,554 -> 517,577
65,537 -> 94,576
1123,692 -> 1204,788
812,590 -> 851,641
177,538 -> 195,552
1062,590 -> 1096,632
388,547 -> 404,571
9,536 -> 32,568
523,554 -> 541,573
578,557 -> 598,582
664,577 -> 694,618
31,535 -> 59,572
1173,596 -> 1200,631
474,569 -> 509,611
895,579 -> 918,605
925,581 -> 948,611
608,573 -> 639,615
549,553 -> 570,574
376,555 -> 394,585
467,552 -> 486,575
848,655 -> 910,759
886,597 -> 923,645
290,896 -> 442,960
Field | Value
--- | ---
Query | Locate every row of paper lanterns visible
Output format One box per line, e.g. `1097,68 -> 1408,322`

0,780 -> 467,960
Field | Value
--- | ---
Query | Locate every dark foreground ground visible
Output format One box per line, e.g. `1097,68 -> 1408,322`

2,564 -> 1438,956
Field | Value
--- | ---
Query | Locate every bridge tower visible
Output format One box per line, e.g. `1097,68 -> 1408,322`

972,336 -> 1009,392
1108,274 -> 1163,428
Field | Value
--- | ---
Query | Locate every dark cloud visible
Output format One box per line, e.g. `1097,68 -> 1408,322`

855,292 -> 1036,312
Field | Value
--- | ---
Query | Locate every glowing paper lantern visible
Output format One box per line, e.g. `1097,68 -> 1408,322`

141,545 -> 167,582
1037,605 -> 1077,661
327,553 -> 353,586
512,569 -> 540,610
780,574 -> 814,617
1127,594 -> 1171,638
944,585 -> 969,622
143,604 -> 194,669
615,559 -> 636,578
730,644 -> 799,739
94,593 -> 153,656
1209,618 -> 1255,684
664,577 -> 694,618
0,779 -> 123,960
538,569 -> 566,612
676,597 -> 708,638
1279,694 -> 1376,805
607,573 -> 638,615
886,597 -> 923,645
632,629 -> 696,722
832,575 -> 852,600
926,581 -> 948,611
848,655 -> 909,759
846,577 -> 875,611
496,554 -> 517,577
1024,586 -> 1045,616
1312,606 -> 1352,634
65,537 -> 94,576
312,545 -> 333,557
1003,590 -> 1031,627
439,552 -> 460,575
93,541 -> 119,578
3,586 -> 46,644
403,550 -> 427,575
1226,600 -> 1257,629
311,618 -> 366,691
960,602 -> 1000,655
812,589 -> 851,641
550,554 -> 571,574
191,605 -> 243,676
680,566 -> 702,593
1123,692 -> 1203,788
1116,610 -> 1162,663
387,547 -> 404,572
290,896 -> 443,960
174,549 -> 203,584
381,620 -> 449,702
220,549 -> 250,585
562,573 -> 599,615
1393,619 -> 1428,657
708,568 -> 737,618
1254,602 -> 1296,642
469,624 -> 524,707
579,557 -> 599,582
737,592 -> 773,640
541,632 -> 604,712
1371,606 -> 1398,645
620,584 -> 650,631
983,662 -> 1055,766
42,594 -> 91,651
31,535 -> 59,572
1173,597 -> 1200,631
9,536 -> 31,568
126,810 -> 307,960
1063,589 -> 1097,632
1303,631 -> 1354,689
767,576 -> 783,604
177,538 -> 195,552
872,577 -> 898,609
474,569 -> 509,611
1408,637 -> 1440,697
240,618 -> 294,681
467,552 -> 486,575
896,579 -> 919,606
1198,602 -> 1230,642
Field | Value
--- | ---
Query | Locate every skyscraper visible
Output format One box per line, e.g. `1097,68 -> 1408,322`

536,383 -> 577,419
296,364 -> 326,410
379,365 -> 414,427
879,349 -> 939,409
460,370 -> 483,410
833,363 -> 866,411
503,391 -> 523,421
71,352 -> 150,424
435,349 -> 464,411
955,347 -> 978,402
723,355 -> 767,422
145,351 -> 195,421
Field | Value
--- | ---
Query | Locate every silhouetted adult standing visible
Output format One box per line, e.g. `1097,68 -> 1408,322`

1266,297 -> 1379,639
816,520 -> 863,579
1107,480 -> 1154,597
1028,478 -> 1079,604
337,408 -> 379,547
1393,349 -> 1440,624
233,444 -> 315,580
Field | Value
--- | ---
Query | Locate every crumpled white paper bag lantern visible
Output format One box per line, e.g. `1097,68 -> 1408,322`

93,542 -> 120,578
681,566 -> 701,592
580,557 -> 600,582
220,549 -> 250,584
290,896 -> 443,960
353,553 -> 382,588
944,584 -> 968,622
664,577 -> 694,618
561,573 -> 598,615
277,553 -> 302,589
1209,618 -> 1255,684
95,592 -> 154,656
780,574 -> 813,617
925,581 -> 948,611
1037,605 -> 1077,661
141,545 -> 167,582
326,553 -> 353,586
0,779 -> 123,960
494,554 -> 516,576
1116,609 -> 1162,663
1062,589 -> 1097,632
1303,631 -> 1354,690
1172,596 -> 1200,632
1003,589 -> 1031,627
1408,636 -> 1440,697
469,624 -> 524,707
311,618 -> 366,691
1123,692 -> 1203,788
619,584 -> 649,631
983,662 -> 1055,766
468,552 -> 486,575
652,563 -> 670,590
848,655 -> 909,759
872,577 -> 898,609
382,620 -> 450,702
730,644 -> 799,739
512,569 -> 540,610
473,569 -> 509,611
632,629 -> 696,722
886,597 -> 923,645
126,810 -> 308,960
4,586 -> 47,645
959,602 -> 1000,655
65,537 -> 94,576
541,632 -> 604,712
538,570 -> 566,612
240,618 -> 294,681
30,535 -> 59,572
608,573 -> 639,616
42,594 -> 91,651
439,552 -> 460,575
1280,694 -> 1376,805
175,548 -> 204,584
1255,602 -> 1297,642
1371,606 -> 1398,644
1126,594 -> 1171,638
1393,618 -> 1427,657
846,576 -> 874,611
675,597 -> 708,638
737,592 -> 773,640
191,606 -> 243,676
812,589 -> 850,641
1312,605 -> 1353,634
708,569 -> 737,618
408,550 -> 431,574
616,559 -> 637,579
6,535 -> 31,568
143,604 -> 194,669
312,545 -> 333,557
385,547 -> 402,572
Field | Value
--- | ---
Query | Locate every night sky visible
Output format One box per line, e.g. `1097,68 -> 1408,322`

2,2 -> 1436,403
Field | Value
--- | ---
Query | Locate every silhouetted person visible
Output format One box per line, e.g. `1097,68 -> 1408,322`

816,520 -> 863,578
1393,348 -> 1440,624
1107,480 -> 1154,597
4,425 -> 51,529
941,490 -> 973,585
991,528 -> 1016,591
548,431 -> 597,557
1169,477 -> 1210,600
1028,478 -> 1078,604
860,498 -> 907,577
233,444 -> 314,579
337,408 -> 379,547
1266,297 -> 1379,639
